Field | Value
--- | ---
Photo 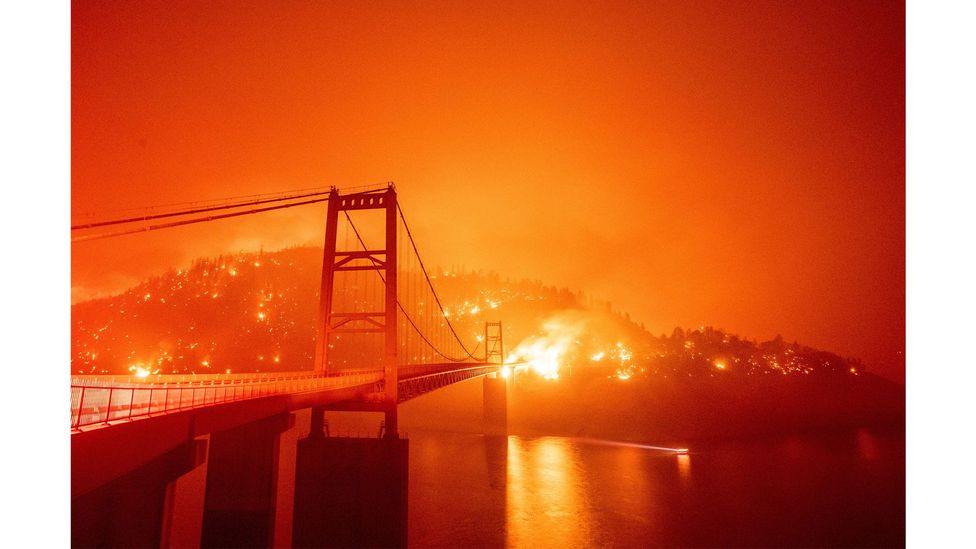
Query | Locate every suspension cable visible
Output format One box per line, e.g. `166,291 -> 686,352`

73,195 -> 332,243
71,188 -> 335,230
74,182 -> 486,361
342,211 -> 482,362
71,181 -> 392,223
396,203 -> 482,359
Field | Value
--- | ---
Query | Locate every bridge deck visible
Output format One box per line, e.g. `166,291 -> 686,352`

71,363 -> 497,431
70,362 -> 499,498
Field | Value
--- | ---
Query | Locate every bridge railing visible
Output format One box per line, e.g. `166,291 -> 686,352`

70,370 -> 383,430
396,362 -> 490,380
397,364 -> 499,402
69,368 -> 382,388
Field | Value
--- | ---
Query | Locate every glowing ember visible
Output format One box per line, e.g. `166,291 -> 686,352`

127,363 -> 157,377
617,344 -> 633,363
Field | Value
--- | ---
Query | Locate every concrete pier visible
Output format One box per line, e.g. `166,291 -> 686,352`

292,436 -> 409,548
200,413 -> 295,548
483,375 -> 508,437
72,438 -> 207,548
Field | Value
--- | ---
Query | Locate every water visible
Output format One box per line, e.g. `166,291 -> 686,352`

407,429 -> 904,548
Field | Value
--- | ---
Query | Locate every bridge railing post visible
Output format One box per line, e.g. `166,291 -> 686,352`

74,387 -> 86,428
104,388 -> 113,424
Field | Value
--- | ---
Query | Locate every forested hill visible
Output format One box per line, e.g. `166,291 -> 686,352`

72,246 -> 873,387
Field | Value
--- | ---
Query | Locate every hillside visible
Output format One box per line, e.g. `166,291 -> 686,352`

72,246 -> 887,386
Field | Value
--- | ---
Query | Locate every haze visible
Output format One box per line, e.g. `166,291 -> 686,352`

71,1 -> 904,381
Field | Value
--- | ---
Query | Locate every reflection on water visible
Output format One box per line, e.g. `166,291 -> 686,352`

408,430 -> 904,548
676,453 -> 691,482
507,437 -> 592,548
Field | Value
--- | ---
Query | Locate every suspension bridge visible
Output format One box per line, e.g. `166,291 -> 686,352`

70,183 -> 511,548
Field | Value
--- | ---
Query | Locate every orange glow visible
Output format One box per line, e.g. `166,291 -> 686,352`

505,312 -> 591,379
71,1 -> 905,383
714,360 -> 727,370
507,338 -> 564,379
677,454 -> 691,480
507,437 -> 591,548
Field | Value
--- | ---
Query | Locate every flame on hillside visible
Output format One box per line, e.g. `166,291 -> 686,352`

506,312 -> 589,379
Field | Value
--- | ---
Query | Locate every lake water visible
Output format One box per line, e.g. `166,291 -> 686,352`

407,429 -> 904,548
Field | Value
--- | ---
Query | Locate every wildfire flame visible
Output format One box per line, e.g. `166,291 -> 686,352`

127,363 -> 160,378
506,314 -> 586,379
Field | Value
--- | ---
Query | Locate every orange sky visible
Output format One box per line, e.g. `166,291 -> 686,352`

72,0 -> 905,381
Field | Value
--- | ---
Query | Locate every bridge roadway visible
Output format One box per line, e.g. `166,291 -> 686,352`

71,362 -> 498,499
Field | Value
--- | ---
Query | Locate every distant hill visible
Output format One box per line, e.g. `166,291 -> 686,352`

72,246 -> 883,386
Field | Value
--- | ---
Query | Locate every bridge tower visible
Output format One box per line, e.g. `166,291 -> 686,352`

483,321 -> 508,436
484,321 -> 505,365
314,185 -> 399,437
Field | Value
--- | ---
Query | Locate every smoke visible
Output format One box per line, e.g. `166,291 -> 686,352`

505,310 -> 593,379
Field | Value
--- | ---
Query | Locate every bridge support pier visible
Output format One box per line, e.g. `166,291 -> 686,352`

309,405 -> 327,438
200,413 -> 295,549
159,434 -> 211,549
293,435 -> 409,548
483,373 -> 508,437
72,437 -> 207,548
384,403 -> 399,439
